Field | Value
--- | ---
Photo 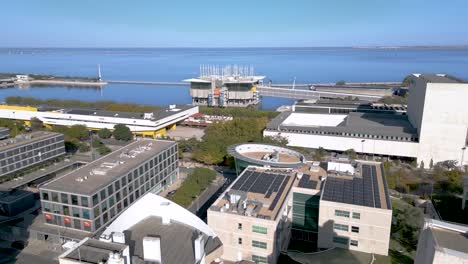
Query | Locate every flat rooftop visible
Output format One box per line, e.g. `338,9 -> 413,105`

211,167 -> 296,220
295,99 -> 407,112
227,143 -> 306,168
267,111 -> 417,139
62,238 -> 127,264
0,190 -> 33,203
125,216 -> 222,264
39,104 -> 195,121
0,131 -> 63,151
415,73 -> 465,84
321,162 -> 391,210
41,139 -> 175,195
428,221 -> 468,255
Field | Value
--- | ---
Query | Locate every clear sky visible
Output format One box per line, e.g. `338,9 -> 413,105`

3,0 -> 468,47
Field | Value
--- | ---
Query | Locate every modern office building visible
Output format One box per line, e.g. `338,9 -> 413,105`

184,65 -> 265,107
0,131 -> 65,178
208,159 -> 392,263
208,166 -> 294,264
0,190 -> 35,216
317,162 -> 392,255
0,104 -> 198,138
59,193 -> 222,264
264,74 -> 468,168
415,219 -> 468,264
0,127 -> 9,139
38,139 -> 178,235
227,143 -> 306,175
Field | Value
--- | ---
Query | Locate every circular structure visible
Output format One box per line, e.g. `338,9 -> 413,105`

227,143 -> 306,174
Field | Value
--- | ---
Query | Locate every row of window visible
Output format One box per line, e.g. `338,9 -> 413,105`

251,255 -> 267,264
1,149 -> 65,174
237,238 -> 267,249
0,136 -> 64,159
333,236 -> 358,247
237,223 -> 268,235
335,210 -> 360,220
275,128 -> 418,142
333,223 -> 360,233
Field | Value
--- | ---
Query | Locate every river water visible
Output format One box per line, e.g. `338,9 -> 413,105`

1,47 -> 468,109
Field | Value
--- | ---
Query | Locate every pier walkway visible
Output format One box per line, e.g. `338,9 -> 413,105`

256,86 -> 383,101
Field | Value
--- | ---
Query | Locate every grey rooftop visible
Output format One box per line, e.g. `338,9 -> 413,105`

267,111 -> 417,139
41,139 -> 176,195
63,238 -> 128,264
0,131 -> 63,151
415,74 -> 465,84
126,216 -> 222,264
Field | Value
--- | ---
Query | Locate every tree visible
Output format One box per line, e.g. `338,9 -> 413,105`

113,124 -> 132,141
98,128 -> 112,139
402,75 -> 413,87
30,117 -> 43,130
429,159 -> 434,169
78,143 -> 90,153
336,80 -> 346,85
314,147 -> 326,161
419,161 -> 425,169
68,125 -> 89,140
98,145 -> 111,155
344,149 -> 357,159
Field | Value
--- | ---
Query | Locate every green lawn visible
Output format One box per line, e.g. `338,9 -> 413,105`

170,167 -> 217,207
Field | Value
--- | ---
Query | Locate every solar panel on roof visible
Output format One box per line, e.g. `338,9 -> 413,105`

231,170 -> 253,190
268,176 -> 290,211
239,171 -> 260,192
298,174 -> 319,189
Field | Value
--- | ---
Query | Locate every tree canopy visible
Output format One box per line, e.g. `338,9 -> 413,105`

113,124 -> 132,141
98,128 -> 112,139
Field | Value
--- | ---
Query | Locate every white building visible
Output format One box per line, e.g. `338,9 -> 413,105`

59,193 -> 223,264
415,219 -> 468,264
0,104 -> 198,138
264,74 -> 468,168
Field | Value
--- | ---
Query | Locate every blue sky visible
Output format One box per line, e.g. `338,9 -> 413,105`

3,0 -> 468,47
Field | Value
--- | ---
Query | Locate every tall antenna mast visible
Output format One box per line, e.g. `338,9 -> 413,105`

97,64 -> 102,81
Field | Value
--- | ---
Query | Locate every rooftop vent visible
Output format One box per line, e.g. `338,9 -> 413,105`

143,236 -> 162,263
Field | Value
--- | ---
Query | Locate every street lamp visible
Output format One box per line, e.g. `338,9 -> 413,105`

361,139 -> 365,159
461,147 -> 467,170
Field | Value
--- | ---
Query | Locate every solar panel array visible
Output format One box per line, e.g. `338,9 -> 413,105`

298,174 -> 318,189
322,164 -> 385,208
230,169 -> 291,211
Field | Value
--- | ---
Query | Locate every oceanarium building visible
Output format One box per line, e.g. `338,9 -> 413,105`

264,74 -> 468,168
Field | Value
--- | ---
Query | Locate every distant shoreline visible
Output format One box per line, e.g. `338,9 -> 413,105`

1,46 -> 468,50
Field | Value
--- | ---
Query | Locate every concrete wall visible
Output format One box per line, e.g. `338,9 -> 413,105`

416,82 -> 468,167
414,226 -> 437,264
317,200 -> 392,256
264,130 -> 419,158
207,210 -> 287,264
407,76 -> 427,133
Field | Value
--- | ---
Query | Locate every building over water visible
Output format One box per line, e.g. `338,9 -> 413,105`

34,139 -> 178,240
208,159 -> 392,263
264,74 -> 468,168
184,65 -> 265,107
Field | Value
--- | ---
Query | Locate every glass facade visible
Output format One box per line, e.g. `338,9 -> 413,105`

252,255 -> 268,263
252,240 -> 267,249
252,225 -> 267,234
335,210 -> 350,218
333,236 -> 349,245
291,192 -> 320,246
40,143 -> 178,233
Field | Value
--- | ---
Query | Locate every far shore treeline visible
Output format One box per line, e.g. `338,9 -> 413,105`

4,96 -> 160,113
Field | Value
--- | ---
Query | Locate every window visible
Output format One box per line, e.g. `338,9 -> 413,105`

72,207 -> 80,218
42,192 -> 49,201
352,212 -> 360,219
61,193 -> 68,204
82,209 -> 90,219
74,219 -> 81,230
43,203 -> 51,212
108,185 -> 114,195
101,201 -> 108,212
252,240 -> 267,249
63,206 -> 70,216
51,192 -> 59,202
252,255 -> 268,264
71,195 -> 78,206
333,223 -> 349,231
252,225 -> 267,234
333,236 -> 349,245
92,194 -> 99,206
238,223 -> 242,230
335,210 -> 350,218
81,197 -> 89,207
350,240 -> 358,246
351,226 -> 359,233
100,190 -> 106,200
94,206 -> 100,218
238,238 -> 242,245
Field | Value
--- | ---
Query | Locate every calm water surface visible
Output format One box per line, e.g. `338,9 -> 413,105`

1,48 -> 468,109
